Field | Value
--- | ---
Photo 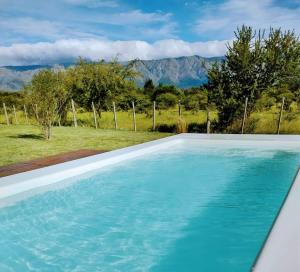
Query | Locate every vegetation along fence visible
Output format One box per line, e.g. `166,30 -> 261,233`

0,96 -> 294,135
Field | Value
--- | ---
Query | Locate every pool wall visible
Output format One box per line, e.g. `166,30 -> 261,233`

0,135 -> 182,201
0,133 -> 300,271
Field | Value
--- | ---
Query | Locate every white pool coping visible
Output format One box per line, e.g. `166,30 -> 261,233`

1,133 -> 300,271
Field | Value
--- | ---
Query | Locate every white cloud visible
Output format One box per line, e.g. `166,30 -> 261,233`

64,0 -> 118,8
0,39 -> 229,66
0,9 -> 176,43
0,18 -> 62,40
195,0 -> 300,38
134,22 -> 178,40
94,10 -> 172,25
0,17 -> 103,42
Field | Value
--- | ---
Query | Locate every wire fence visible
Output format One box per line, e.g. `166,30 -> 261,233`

0,97 -> 298,134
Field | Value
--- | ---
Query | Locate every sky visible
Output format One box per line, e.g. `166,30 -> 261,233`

0,0 -> 299,66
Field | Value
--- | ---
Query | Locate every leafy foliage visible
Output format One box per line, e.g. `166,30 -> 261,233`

25,70 -> 69,139
68,59 -> 139,115
183,87 -> 208,112
208,25 -> 300,131
156,93 -> 178,109
143,79 -> 155,97
0,91 -> 25,108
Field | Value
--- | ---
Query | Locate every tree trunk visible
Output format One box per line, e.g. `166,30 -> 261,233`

44,125 -> 52,140
96,105 -> 102,118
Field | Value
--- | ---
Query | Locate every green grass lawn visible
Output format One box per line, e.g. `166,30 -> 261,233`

0,125 -> 172,167
2,108 -> 300,167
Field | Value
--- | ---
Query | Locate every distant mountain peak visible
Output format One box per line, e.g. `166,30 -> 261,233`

131,55 -> 223,88
0,55 -> 223,92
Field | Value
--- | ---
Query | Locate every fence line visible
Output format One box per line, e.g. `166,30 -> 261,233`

71,99 -> 78,128
34,104 -> 39,121
178,100 -> 182,117
2,99 -> 295,135
277,97 -> 285,135
113,102 -> 117,130
3,103 -> 9,125
206,108 -> 211,134
23,105 -> 29,124
241,97 -> 248,134
152,101 -> 156,131
92,102 -> 98,129
13,105 -> 18,125
132,101 -> 137,132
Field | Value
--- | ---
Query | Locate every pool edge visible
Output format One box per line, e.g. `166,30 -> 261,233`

252,168 -> 300,272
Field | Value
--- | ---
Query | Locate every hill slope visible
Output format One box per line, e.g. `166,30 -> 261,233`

0,56 -> 223,92
130,55 -> 222,88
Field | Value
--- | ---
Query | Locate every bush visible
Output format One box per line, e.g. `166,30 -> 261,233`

156,93 -> 178,109
117,91 -> 151,112
184,92 -> 208,112
155,124 -> 177,133
152,84 -> 183,101
176,117 -> 187,133
187,122 -> 207,133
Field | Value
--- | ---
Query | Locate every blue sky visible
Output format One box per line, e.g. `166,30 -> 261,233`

0,0 -> 299,65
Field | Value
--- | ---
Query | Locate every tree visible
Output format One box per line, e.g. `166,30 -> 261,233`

25,70 -> 69,139
152,84 -> 183,101
208,25 -> 300,131
68,59 -> 139,116
184,87 -> 208,112
264,29 -> 300,88
143,79 -> 155,97
0,91 -> 24,109
117,89 -> 151,112
156,93 -> 178,109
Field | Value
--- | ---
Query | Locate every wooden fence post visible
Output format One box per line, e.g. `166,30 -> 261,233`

3,103 -> 9,125
206,108 -> 211,134
71,99 -> 78,128
92,102 -> 98,129
23,105 -> 28,124
277,97 -> 285,135
132,101 -> 137,132
113,102 -> 117,130
35,104 -> 39,121
153,101 -> 156,131
241,97 -> 248,134
13,105 -> 18,124
178,100 -> 182,117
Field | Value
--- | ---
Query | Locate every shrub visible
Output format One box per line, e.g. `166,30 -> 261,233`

155,124 -> 177,133
176,117 -> 187,133
156,93 -> 178,109
187,122 -> 207,133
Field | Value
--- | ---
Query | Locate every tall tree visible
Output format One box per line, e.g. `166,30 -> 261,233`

208,25 -> 300,130
68,59 -> 139,116
25,70 -> 69,139
143,79 -> 155,97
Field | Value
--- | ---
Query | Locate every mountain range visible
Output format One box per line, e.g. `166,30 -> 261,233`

0,55 -> 223,92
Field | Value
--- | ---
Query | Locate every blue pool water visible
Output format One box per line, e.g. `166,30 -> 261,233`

0,141 -> 300,271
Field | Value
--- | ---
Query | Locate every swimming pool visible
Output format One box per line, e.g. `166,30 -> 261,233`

0,134 -> 300,271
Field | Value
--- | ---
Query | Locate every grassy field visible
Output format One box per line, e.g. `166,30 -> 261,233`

1,107 -> 300,167
0,125 -> 172,166
0,108 -> 216,131
246,110 -> 300,134
72,109 -> 215,130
